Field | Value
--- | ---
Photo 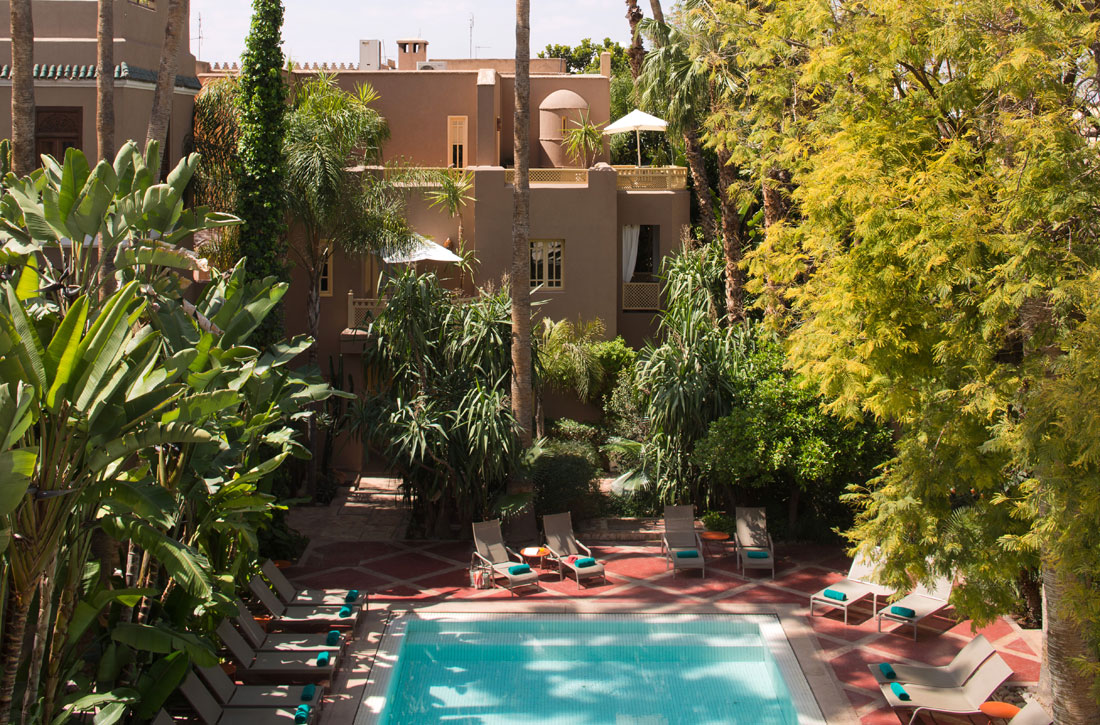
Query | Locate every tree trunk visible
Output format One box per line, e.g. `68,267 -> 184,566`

0,586 -> 32,722
9,0 -> 36,176
22,559 -> 57,725
649,0 -> 665,25
761,165 -> 790,229
715,147 -> 745,323
682,128 -> 716,245
304,260 -> 323,498
97,0 -> 117,300
510,0 -> 534,453
145,0 -> 187,169
1041,550 -> 1100,722
625,0 -> 645,79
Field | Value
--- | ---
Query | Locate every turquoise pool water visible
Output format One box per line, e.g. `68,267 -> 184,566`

378,617 -> 801,724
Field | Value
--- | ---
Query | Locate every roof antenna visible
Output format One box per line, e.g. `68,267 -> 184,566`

468,14 -> 475,58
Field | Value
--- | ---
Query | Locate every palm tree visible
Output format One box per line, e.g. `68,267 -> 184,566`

146,0 -> 187,168
625,0 -> 646,79
426,169 -> 475,251
534,317 -> 605,437
96,0 -> 116,299
284,75 -> 412,367
8,0 -> 35,176
637,15 -> 717,245
511,0 -> 534,451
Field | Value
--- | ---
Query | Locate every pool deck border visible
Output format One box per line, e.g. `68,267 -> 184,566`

341,600 -> 856,725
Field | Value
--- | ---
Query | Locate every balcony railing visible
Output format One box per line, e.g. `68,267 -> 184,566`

614,166 -> 688,190
622,282 -> 661,311
504,168 -> 589,185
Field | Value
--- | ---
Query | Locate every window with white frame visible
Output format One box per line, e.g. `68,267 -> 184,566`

447,116 -> 468,168
319,256 -> 332,297
530,240 -> 563,289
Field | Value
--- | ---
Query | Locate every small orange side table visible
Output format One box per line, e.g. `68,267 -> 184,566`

700,531 -> 730,557
980,701 -> 1021,722
520,546 -> 550,570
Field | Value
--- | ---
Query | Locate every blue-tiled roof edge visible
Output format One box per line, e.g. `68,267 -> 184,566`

0,61 -> 201,90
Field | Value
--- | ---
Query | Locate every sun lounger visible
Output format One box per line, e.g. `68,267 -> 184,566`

179,672 -> 317,724
261,560 -> 367,607
216,621 -> 337,682
662,507 -> 705,577
471,519 -> 540,595
810,551 -> 894,625
876,574 -> 954,640
248,577 -> 362,631
1009,702 -> 1053,725
543,512 -> 606,587
878,654 -> 1013,725
868,634 -> 994,688
735,507 -> 775,578
234,601 -> 348,653
196,664 -> 325,710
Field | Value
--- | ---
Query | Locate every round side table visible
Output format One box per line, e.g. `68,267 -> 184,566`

520,546 -> 550,571
700,531 -> 730,558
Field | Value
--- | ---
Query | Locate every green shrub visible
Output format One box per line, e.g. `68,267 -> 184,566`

550,418 -> 603,447
532,440 -> 603,520
590,337 -> 636,401
701,510 -> 734,534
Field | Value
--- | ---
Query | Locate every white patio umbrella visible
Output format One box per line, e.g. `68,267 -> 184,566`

604,108 -> 669,166
382,233 -> 462,264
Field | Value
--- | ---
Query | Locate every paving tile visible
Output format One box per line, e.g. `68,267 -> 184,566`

303,541 -> 405,567
539,574 -> 629,598
860,706 -> 904,724
864,629 -> 969,666
773,566 -> 845,593
947,616 -> 1014,642
999,650 -> 1041,682
1002,636 -> 1036,657
294,567 -> 393,591
406,567 -> 472,590
608,583 -> 691,604
652,571 -> 744,599
828,648 -> 888,691
416,540 -> 474,563
844,686 -> 880,711
363,552 -> 456,580
712,584 -> 805,605
808,608 -> 882,641
602,550 -> 677,580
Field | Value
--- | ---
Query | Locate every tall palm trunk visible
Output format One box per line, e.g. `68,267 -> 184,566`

1041,545 -> 1100,722
715,148 -> 745,323
625,0 -> 645,79
97,0 -> 117,299
510,0 -> 533,452
649,0 -> 665,24
304,250 -> 325,498
682,127 -> 716,245
9,0 -> 36,175
145,0 -> 187,168
0,586 -> 33,722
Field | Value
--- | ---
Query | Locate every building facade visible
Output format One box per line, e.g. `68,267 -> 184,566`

201,37 -> 691,370
0,0 -> 200,169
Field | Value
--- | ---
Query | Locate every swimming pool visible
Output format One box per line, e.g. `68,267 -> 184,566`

362,614 -> 823,724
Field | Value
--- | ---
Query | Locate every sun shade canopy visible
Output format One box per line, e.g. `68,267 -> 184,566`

604,109 -> 669,134
383,234 -> 462,264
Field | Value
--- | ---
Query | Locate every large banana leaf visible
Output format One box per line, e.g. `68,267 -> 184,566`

99,516 -> 212,599
110,624 -> 217,666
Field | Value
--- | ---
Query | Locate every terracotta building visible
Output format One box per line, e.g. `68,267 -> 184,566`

200,37 -> 691,366
0,0 -> 199,168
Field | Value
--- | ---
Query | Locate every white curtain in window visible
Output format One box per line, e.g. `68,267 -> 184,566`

622,225 -> 640,283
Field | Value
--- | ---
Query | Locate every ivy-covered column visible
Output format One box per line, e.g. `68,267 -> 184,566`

235,0 -> 288,348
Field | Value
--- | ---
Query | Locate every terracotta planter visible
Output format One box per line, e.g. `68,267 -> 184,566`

273,560 -> 292,569
220,662 -> 236,676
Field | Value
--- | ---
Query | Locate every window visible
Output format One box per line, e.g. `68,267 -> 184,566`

631,225 -> 660,282
319,256 -> 332,297
447,115 -> 467,168
35,107 -> 82,160
530,240 -> 563,289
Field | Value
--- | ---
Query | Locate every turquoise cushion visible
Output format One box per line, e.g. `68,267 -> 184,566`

889,682 -> 910,701
326,629 -> 341,646
300,684 -> 317,702
575,557 -> 596,568
891,605 -> 916,618
315,651 -> 330,667
295,705 -> 310,724
509,564 -> 532,575
339,605 -> 353,618
878,663 -> 896,680
676,549 -> 699,559
746,550 -> 769,559
345,589 -> 359,602
823,588 -> 847,601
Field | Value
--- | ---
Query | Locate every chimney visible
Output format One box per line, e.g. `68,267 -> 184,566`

396,38 -> 428,70
359,39 -> 382,70
599,51 -> 612,78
